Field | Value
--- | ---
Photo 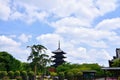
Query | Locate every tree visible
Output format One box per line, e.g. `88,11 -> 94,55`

27,44 -> 51,79
21,62 -> 31,71
56,63 -> 104,79
112,58 -> 120,67
0,51 -> 22,71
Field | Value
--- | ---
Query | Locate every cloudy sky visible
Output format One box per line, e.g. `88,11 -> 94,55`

0,0 -> 120,66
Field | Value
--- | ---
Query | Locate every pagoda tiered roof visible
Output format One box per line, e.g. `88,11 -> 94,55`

52,54 -> 66,58
52,48 -> 66,54
53,59 -> 65,62
52,41 -> 66,67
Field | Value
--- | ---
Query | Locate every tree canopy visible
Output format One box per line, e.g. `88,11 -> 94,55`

112,58 -> 120,67
0,51 -> 22,71
27,44 -> 51,79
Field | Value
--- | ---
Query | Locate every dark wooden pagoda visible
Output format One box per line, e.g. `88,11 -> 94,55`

52,42 -> 66,67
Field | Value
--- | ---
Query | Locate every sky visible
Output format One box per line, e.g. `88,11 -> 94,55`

0,0 -> 120,67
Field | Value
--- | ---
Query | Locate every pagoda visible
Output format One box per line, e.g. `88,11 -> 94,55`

52,41 -> 66,67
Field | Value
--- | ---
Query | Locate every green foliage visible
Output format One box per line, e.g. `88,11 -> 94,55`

76,71 -> 83,80
12,59 -> 22,71
66,71 -> 74,80
50,72 -> 57,77
0,71 -> 8,79
21,71 -> 27,80
70,68 -> 80,75
0,63 -> 6,71
21,71 -> 27,76
65,69 -> 83,80
27,44 -> 51,78
79,63 -> 104,77
28,71 -> 34,80
56,62 -> 104,79
0,51 -> 22,71
0,51 -> 33,72
14,71 -> 20,77
112,58 -> 120,67
8,71 -> 14,79
28,71 -> 34,76
69,68 -> 82,80
58,72 -> 65,80
27,44 -> 47,62
21,62 -> 31,71
56,63 -> 70,73
0,52 -> 13,71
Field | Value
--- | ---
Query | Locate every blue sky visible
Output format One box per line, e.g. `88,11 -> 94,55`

0,0 -> 120,66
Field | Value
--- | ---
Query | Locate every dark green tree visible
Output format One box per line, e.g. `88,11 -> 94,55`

27,44 -> 51,79
56,63 -> 104,79
0,51 -> 22,71
8,71 -> 14,79
21,71 -> 27,80
112,58 -> 120,67
21,62 -> 31,71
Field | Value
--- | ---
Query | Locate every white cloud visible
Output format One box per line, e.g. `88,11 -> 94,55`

0,35 -> 21,47
95,18 -> 120,45
0,0 -> 118,23
51,17 -> 91,28
0,0 -> 11,20
96,18 -> 120,31
51,20 -> 118,48
18,34 -> 32,43
67,48 -> 112,66
0,35 -> 30,62
95,0 -> 118,15
36,33 -> 63,50
10,11 -> 23,20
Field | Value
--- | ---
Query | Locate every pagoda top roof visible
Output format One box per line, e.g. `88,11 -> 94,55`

52,48 -> 66,54
52,41 -> 66,54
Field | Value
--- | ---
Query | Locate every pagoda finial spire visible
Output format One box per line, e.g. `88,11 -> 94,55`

58,40 -> 60,49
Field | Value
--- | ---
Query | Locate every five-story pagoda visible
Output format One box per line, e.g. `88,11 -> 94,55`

52,42 -> 66,67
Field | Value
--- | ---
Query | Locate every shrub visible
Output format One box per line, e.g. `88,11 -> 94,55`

0,71 -> 2,79
70,68 -> 81,80
76,71 -> 83,80
0,71 -> 8,79
14,71 -> 20,78
28,71 -> 34,80
21,71 -> 27,80
50,72 -> 57,77
58,72 -> 65,80
50,72 -> 57,80
66,71 -> 74,80
8,71 -> 14,79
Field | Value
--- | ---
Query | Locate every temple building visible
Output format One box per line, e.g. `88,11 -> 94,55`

52,42 -> 66,67
102,48 -> 120,79
109,48 -> 120,67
